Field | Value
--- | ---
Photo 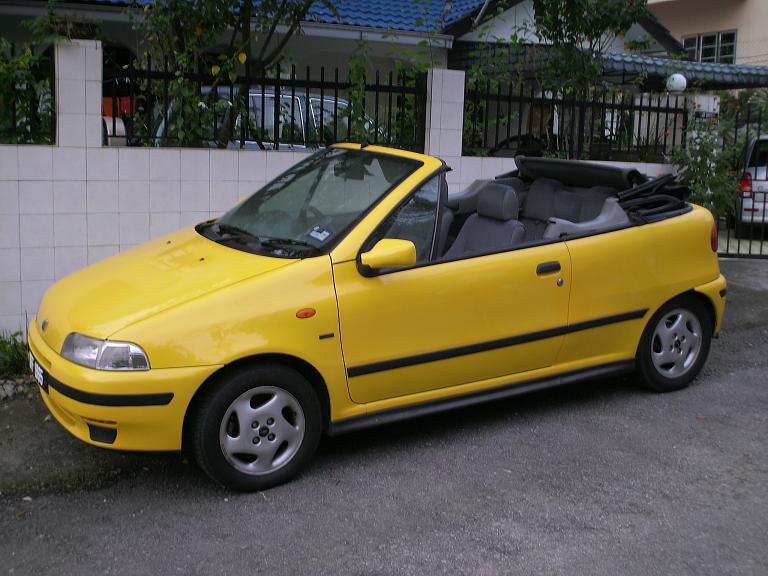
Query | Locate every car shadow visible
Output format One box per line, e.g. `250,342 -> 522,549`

2,374 -> 646,498
311,374 -> 643,470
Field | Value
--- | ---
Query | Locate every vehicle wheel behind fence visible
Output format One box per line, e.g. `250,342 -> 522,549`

192,364 -> 322,491
734,218 -> 748,239
636,295 -> 712,393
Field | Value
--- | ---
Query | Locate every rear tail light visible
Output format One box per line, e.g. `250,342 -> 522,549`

738,172 -> 753,198
711,221 -> 718,252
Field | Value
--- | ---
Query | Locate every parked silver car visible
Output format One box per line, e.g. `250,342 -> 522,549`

735,135 -> 768,236
149,87 -> 368,150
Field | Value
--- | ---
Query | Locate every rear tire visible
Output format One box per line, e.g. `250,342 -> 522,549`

734,218 -> 748,239
192,364 -> 322,491
636,295 -> 712,392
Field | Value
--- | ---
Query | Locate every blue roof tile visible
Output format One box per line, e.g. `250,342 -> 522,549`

306,1 -> 484,31
602,52 -> 768,88
65,0 -> 485,32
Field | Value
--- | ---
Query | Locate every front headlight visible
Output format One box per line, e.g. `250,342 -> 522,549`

61,333 -> 150,371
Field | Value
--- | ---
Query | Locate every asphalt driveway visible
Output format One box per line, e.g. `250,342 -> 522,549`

1,259 -> 767,576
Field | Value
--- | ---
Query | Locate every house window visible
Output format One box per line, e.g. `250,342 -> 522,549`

683,31 -> 736,64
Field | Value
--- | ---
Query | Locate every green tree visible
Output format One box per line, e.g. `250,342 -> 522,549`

672,114 -> 738,218
0,39 -> 54,144
531,0 -> 648,90
130,0 -> 335,147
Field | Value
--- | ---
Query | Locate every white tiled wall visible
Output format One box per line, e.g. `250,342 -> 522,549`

0,40 -> 320,333
0,140 -> 313,332
0,39 -> 673,334
0,145 -> 313,332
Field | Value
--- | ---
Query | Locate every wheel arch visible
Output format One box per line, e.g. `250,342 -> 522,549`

686,289 -> 717,335
640,288 -> 718,357
634,289 -> 716,392
181,353 -> 332,452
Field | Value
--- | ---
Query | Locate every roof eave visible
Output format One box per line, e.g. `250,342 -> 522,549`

442,0 -> 525,38
637,13 -> 685,56
299,21 -> 453,48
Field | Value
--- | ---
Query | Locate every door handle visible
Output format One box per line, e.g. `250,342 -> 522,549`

536,261 -> 561,275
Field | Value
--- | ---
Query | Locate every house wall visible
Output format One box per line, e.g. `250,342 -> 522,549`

282,31 -> 449,72
0,40 -> 671,334
458,0 -> 667,54
0,5 -> 449,72
648,0 -> 768,65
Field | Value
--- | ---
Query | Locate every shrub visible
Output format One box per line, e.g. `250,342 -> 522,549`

0,331 -> 30,379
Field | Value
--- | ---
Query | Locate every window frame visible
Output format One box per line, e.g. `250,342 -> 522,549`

357,168 -> 448,277
682,30 -> 738,64
249,93 -> 307,145
208,148 -> 423,257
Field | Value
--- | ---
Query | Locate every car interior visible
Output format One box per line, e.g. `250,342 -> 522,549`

432,157 -> 654,260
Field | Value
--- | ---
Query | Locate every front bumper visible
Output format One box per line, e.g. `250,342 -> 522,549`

28,320 -> 221,451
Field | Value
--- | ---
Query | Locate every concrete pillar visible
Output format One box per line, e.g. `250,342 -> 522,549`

424,68 -> 465,160
55,39 -> 102,148
424,68 -> 466,191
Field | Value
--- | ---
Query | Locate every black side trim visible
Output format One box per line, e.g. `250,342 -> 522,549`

347,309 -> 648,377
87,423 -> 117,444
47,376 -> 174,407
330,360 -> 636,436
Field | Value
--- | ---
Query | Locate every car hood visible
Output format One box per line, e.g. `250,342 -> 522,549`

36,227 -> 296,353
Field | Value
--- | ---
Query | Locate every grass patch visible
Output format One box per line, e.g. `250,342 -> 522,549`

0,331 -> 29,379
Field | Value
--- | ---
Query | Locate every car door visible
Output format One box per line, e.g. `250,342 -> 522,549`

557,226 -> 659,368
250,94 -> 306,150
309,97 -> 349,147
332,175 -> 572,405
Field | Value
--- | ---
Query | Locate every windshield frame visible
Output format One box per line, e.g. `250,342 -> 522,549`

197,148 -> 424,259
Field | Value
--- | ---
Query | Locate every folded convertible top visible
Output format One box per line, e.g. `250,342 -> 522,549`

502,156 -> 647,190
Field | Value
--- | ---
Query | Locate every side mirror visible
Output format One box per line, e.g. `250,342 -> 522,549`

359,239 -> 417,271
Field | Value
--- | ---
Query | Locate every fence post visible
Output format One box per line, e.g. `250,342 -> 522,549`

55,39 -> 102,148
424,68 -> 465,159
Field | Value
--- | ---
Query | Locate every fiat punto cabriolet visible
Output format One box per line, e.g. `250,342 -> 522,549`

28,144 -> 726,490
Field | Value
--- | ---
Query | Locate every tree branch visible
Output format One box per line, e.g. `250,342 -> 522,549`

256,0 -> 290,65
260,0 -> 313,68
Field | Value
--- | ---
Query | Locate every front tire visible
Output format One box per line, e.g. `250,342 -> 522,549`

192,364 -> 322,491
636,296 -> 713,392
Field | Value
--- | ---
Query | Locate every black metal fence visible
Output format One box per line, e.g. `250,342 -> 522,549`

103,60 -> 427,152
0,44 -> 56,145
715,104 -> 768,259
463,82 -> 689,161
464,80 -> 767,259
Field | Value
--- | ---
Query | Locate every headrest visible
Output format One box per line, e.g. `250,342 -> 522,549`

524,178 -> 561,221
477,183 -> 520,221
494,176 -> 527,194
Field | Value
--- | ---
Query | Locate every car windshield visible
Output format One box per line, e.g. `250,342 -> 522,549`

201,148 -> 421,257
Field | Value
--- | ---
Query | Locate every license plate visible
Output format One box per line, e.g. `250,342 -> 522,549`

28,352 -> 47,391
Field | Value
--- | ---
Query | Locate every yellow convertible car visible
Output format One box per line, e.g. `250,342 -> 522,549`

28,144 -> 726,490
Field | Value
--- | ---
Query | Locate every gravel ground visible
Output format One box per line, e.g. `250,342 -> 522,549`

0,378 -> 35,403
0,259 -> 766,576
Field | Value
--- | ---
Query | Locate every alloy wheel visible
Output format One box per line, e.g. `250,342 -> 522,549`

650,308 -> 703,379
218,386 -> 306,475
